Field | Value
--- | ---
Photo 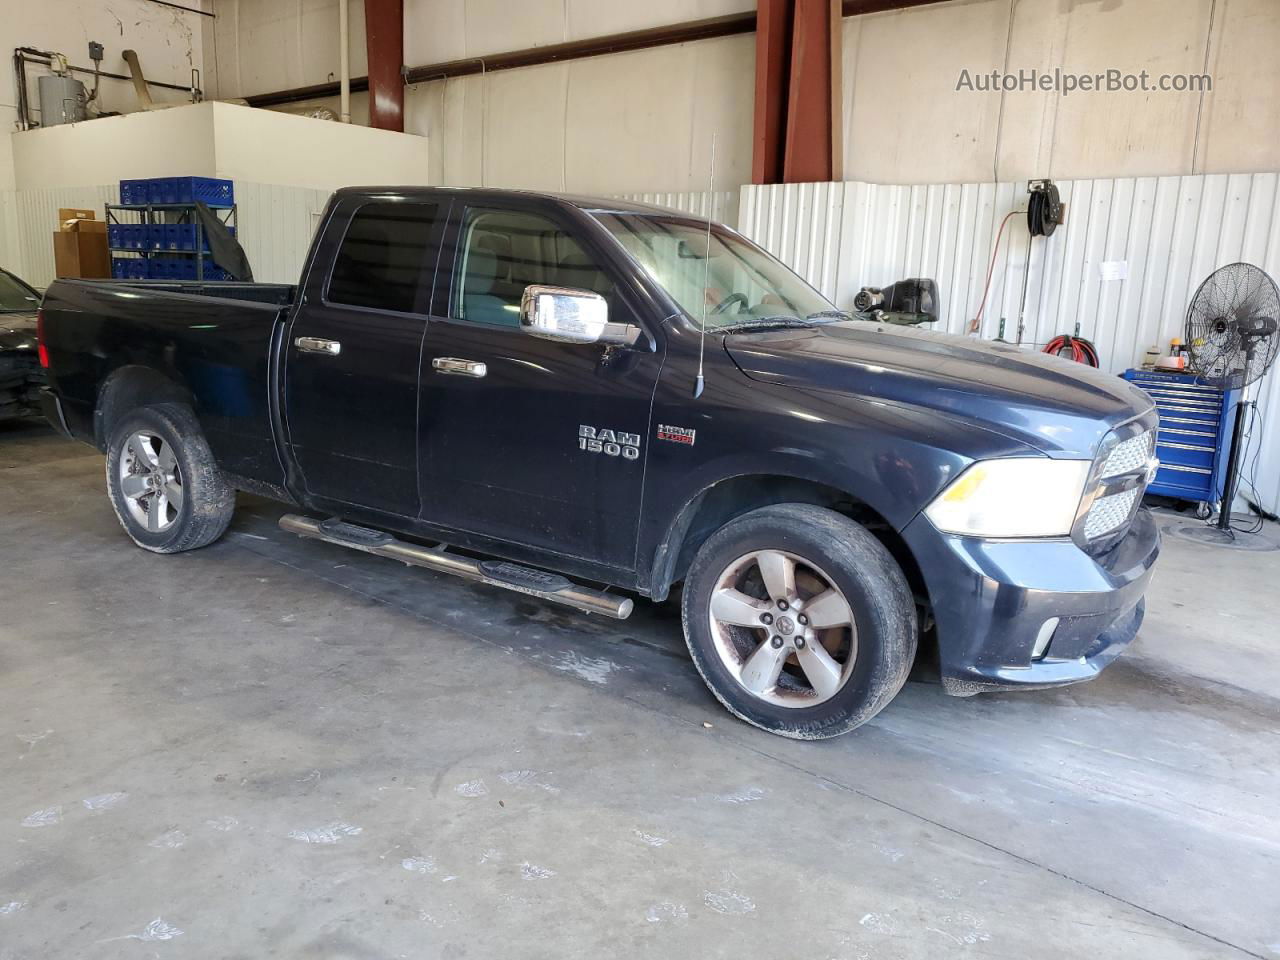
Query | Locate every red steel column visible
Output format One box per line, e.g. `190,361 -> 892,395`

365,0 -> 405,131
752,0 -> 792,185
782,0 -> 841,183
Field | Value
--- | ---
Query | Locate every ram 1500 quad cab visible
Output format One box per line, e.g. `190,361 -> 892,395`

38,188 -> 1161,739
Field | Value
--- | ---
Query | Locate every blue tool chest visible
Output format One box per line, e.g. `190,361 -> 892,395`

1122,368 -> 1239,508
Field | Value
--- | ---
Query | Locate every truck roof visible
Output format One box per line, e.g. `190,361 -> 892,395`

331,185 -> 696,219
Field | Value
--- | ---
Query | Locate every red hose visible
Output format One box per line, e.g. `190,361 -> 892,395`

1044,334 -> 1100,367
968,210 -> 1021,335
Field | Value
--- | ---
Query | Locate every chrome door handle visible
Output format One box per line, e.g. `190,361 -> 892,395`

295,336 -> 342,356
433,357 -> 487,378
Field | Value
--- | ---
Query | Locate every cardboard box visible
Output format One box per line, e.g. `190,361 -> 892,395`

53,229 -> 110,279
58,207 -> 96,229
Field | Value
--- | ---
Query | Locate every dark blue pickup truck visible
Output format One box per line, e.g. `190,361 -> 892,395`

38,187 -> 1160,739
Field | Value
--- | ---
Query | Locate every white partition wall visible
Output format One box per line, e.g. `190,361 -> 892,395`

4,101 -> 430,286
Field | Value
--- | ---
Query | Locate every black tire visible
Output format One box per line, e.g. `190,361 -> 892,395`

104,403 -> 235,553
681,504 -> 917,740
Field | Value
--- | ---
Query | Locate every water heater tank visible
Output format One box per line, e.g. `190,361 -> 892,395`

38,73 -> 88,126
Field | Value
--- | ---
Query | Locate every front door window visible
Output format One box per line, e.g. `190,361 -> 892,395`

454,208 -> 614,328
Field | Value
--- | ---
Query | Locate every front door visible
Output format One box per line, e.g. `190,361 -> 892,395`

417,201 -> 664,574
285,196 -> 447,516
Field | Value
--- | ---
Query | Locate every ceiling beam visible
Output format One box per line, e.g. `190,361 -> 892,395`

243,1 -> 943,110
365,0 -> 405,131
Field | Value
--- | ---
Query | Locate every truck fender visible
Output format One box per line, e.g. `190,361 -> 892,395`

94,365 -> 195,451
645,468 -> 905,602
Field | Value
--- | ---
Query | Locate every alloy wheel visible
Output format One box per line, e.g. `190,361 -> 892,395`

707,549 -> 857,708
119,432 -> 184,533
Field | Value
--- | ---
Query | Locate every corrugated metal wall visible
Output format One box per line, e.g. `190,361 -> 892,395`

226,182 -> 333,284
6,186 -> 120,289
614,191 -> 739,229
0,193 -> 20,276
739,174 -> 1280,513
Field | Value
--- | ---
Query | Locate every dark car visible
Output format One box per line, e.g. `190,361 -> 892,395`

0,267 -> 44,421
36,188 -> 1161,739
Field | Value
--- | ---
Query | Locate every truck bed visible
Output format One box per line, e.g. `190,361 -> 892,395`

98,278 -> 297,307
39,278 -> 295,489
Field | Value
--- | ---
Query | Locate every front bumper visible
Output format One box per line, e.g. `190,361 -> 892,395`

901,506 -> 1160,695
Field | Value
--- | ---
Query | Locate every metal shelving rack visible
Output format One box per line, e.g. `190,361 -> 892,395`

106,202 -> 238,281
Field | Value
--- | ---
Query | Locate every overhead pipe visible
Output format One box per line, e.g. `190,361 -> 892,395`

121,50 -> 159,110
338,0 -> 351,122
244,0 -> 941,110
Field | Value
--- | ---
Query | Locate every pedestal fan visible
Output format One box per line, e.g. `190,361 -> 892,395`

1176,262 -> 1280,547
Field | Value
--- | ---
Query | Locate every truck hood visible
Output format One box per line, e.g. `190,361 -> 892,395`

724,322 -> 1154,458
0,311 -> 37,353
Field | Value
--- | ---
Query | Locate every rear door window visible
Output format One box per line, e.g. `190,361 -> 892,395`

327,201 -> 441,313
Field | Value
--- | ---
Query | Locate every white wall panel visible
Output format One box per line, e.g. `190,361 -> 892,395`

7,181 -> 331,289
0,193 -> 22,278
9,185 -> 118,290
229,182 -> 334,285
740,172 -> 1280,513
613,191 -> 739,230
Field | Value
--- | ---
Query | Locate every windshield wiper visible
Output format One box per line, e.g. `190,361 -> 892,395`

715,315 -> 816,332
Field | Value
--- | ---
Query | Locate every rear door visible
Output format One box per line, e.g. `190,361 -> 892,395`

284,194 -> 447,516
416,198 -> 665,574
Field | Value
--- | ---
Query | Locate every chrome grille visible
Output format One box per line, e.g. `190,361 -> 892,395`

1084,487 -> 1141,539
1095,430 -> 1157,478
1081,428 -> 1155,546
1099,430 -> 1154,479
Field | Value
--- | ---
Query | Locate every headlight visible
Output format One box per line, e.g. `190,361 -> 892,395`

924,458 -> 1090,538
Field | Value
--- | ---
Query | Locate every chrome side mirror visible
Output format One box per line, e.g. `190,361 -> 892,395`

520,284 -> 640,346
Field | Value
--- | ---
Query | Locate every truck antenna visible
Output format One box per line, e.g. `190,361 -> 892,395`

693,134 -> 716,399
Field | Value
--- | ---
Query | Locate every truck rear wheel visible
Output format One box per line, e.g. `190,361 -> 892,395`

681,504 -> 917,739
105,403 -> 235,553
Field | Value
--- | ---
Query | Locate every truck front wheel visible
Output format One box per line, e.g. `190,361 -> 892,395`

105,404 -> 235,553
681,504 -> 917,739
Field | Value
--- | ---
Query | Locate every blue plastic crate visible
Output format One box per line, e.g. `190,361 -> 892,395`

112,257 -> 148,279
168,223 -> 237,251
108,223 -> 147,250
149,258 -> 180,279
149,257 -> 228,280
119,179 -> 151,206
149,177 -> 234,207
151,224 -> 181,251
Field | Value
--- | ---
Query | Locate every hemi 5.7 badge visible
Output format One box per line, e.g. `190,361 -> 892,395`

657,424 -> 696,446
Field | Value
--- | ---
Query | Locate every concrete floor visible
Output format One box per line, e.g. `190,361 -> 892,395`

2,419 -> 1278,960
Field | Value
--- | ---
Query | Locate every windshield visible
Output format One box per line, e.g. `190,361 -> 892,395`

593,213 -> 840,331
0,271 -> 39,313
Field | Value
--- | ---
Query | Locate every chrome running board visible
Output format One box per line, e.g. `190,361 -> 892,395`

278,514 -> 634,620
